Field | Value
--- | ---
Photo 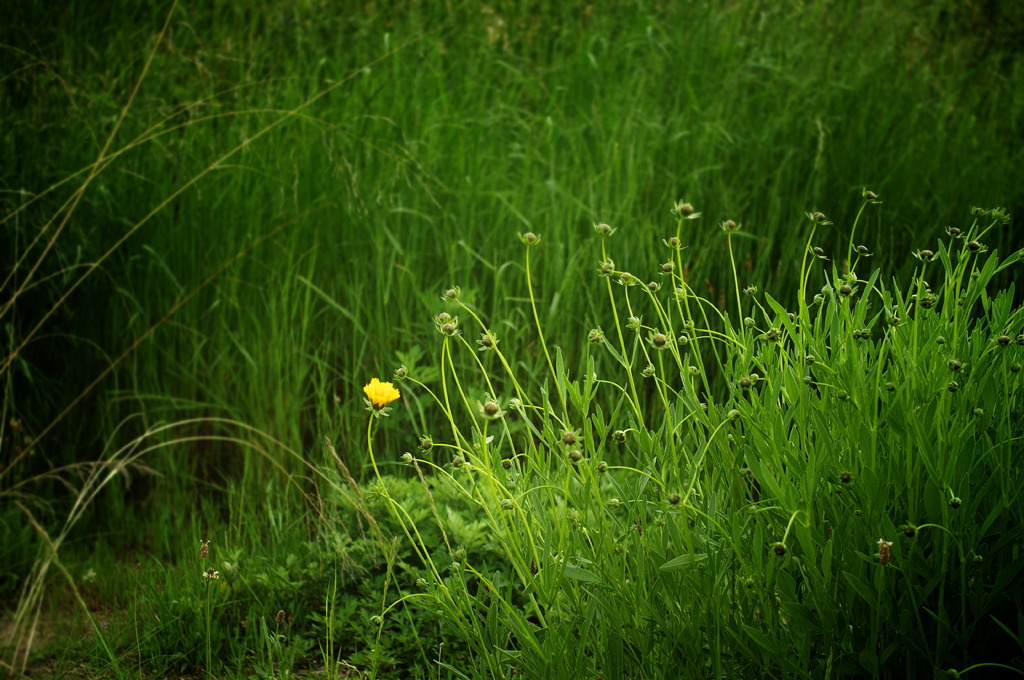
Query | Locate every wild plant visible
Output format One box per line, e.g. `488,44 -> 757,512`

362,197 -> 1024,679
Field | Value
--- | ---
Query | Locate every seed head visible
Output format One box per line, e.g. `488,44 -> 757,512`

967,240 -> 981,252
840,472 -> 852,484
669,493 -> 680,505
483,400 -> 500,417
652,333 -> 667,348
947,381 -> 959,393
903,523 -> 917,538
813,246 -> 825,257
276,610 -> 286,625
864,190 -> 878,201
200,540 -> 209,560
996,335 -> 1011,347
600,259 -> 615,275
661,262 -> 674,273
419,435 -> 433,450
805,355 -> 815,365
839,284 -> 852,296
739,377 -> 752,391
772,543 -> 787,557
857,244 -> 870,255
948,359 -> 961,372
568,449 -> 582,463
612,430 -> 626,443
588,328 -> 604,344
918,250 -> 934,262
878,539 -> 892,566
949,496 -> 961,509
597,460 -> 608,473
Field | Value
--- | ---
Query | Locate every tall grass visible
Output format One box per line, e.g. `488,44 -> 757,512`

1,0 -> 1022,676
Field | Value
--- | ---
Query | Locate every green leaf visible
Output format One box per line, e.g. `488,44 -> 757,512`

561,564 -> 601,584
659,553 -> 708,572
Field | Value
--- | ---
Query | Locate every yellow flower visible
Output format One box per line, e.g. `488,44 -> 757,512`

363,378 -> 401,409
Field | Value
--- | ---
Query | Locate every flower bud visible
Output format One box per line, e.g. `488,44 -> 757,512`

996,335 -> 1011,347
967,240 -> 981,252
948,359 -> 961,372
773,543 -> 787,557
594,222 -> 613,236
568,449 -> 582,463
739,378 -> 752,391
613,430 -> 626,443
661,262 -> 674,273
520,232 -> 538,245
839,284 -> 852,296
502,458 -> 512,469
678,202 -> 695,216
652,333 -> 667,348
483,400 -> 500,416
419,435 -> 433,450
669,493 -> 680,505
441,322 -> 456,335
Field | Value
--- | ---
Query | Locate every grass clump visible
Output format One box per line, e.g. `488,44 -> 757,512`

364,198 -> 1024,678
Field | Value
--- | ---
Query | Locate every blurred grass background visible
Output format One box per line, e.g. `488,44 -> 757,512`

2,0 -> 1022,567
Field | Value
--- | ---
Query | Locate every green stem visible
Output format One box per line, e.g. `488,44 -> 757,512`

525,245 -> 567,415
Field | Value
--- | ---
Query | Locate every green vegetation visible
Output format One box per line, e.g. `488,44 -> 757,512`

2,0 -> 1022,678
